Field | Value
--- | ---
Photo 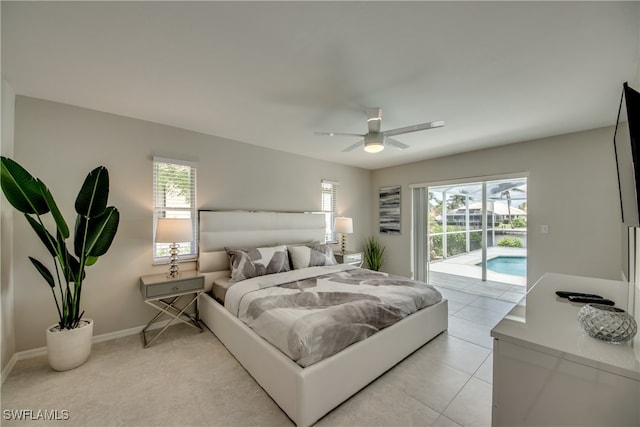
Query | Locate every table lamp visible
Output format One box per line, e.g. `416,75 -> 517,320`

155,218 -> 192,277
334,217 -> 353,255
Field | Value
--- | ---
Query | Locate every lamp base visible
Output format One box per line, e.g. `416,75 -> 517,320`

167,243 -> 182,278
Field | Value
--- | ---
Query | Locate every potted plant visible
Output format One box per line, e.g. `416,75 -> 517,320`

363,236 -> 385,271
0,157 -> 119,371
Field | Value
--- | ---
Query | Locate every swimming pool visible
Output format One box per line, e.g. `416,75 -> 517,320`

476,256 -> 527,277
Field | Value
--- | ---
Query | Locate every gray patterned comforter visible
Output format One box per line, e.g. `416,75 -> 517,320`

224,264 -> 443,367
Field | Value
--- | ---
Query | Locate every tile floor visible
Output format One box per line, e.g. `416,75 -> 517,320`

430,272 -> 525,303
1,287 -> 517,427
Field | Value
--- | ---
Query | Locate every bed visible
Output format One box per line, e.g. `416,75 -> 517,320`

197,210 -> 448,427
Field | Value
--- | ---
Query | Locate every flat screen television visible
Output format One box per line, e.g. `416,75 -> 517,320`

614,82 -> 640,281
614,82 -> 640,226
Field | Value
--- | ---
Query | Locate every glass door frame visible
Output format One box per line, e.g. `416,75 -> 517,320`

411,172 -> 528,284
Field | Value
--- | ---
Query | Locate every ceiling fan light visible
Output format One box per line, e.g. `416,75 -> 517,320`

364,141 -> 384,153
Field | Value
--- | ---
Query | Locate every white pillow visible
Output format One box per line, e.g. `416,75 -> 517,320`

288,244 -> 337,269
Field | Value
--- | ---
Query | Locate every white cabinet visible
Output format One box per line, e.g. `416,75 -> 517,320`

491,273 -> 639,426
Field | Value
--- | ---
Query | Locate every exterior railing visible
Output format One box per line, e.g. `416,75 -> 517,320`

429,228 -> 526,261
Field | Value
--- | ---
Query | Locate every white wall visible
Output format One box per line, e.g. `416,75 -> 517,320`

1,78 -> 16,371
8,95 -> 626,353
371,126 -> 622,286
11,96 -> 372,351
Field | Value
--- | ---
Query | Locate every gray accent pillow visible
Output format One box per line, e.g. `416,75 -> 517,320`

288,244 -> 337,269
226,245 -> 290,283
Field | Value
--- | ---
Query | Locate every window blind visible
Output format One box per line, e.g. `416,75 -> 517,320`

321,180 -> 339,242
153,157 -> 197,261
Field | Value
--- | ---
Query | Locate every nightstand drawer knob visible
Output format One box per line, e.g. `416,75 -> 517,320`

172,286 -> 179,292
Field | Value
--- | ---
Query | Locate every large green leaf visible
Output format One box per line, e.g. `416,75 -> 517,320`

75,166 -> 109,218
0,157 -> 49,215
28,257 -> 55,288
38,179 -> 69,239
61,246 -> 83,283
87,207 -> 119,257
24,214 -> 58,258
85,256 -> 99,267
75,207 -> 120,258
52,229 -> 78,283
73,215 -> 83,258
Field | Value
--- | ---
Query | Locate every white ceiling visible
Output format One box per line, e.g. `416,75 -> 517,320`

2,1 -> 639,170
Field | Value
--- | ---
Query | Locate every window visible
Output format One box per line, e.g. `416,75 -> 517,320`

153,157 -> 197,262
321,180 -> 338,242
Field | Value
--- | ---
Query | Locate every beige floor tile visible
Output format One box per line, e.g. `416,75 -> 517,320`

446,317 -> 494,349
499,291 -> 526,303
446,300 -> 467,315
432,414 -> 463,427
469,296 -> 516,315
382,356 -> 471,413
443,377 -> 492,427
452,306 -> 506,327
195,367 -> 293,427
416,334 -> 491,376
473,354 -> 493,384
317,379 -> 440,427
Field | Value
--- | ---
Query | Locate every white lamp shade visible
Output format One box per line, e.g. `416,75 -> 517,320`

155,218 -> 192,243
334,217 -> 353,234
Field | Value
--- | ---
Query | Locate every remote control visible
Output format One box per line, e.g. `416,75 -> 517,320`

567,295 -> 615,305
555,291 -> 603,299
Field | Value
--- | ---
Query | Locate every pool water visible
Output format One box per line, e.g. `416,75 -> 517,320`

477,256 -> 527,277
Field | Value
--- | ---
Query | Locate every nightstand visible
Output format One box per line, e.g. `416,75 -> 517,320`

334,251 -> 364,267
140,270 -> 204,348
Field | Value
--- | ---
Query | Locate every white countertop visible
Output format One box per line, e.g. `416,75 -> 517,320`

491,272 -> 640,381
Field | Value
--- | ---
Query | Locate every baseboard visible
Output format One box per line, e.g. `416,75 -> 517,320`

1,354 -> 18,384
1,319 -> 173,383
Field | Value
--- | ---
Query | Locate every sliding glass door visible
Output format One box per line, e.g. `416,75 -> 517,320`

412,175 -> 527,290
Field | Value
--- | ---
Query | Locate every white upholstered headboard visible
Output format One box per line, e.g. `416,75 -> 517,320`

197,210 -> 326,289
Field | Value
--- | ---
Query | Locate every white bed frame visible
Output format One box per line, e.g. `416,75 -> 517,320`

197,211 -> 448,427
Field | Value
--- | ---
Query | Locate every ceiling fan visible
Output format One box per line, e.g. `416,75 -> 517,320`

314,108 -> 445,153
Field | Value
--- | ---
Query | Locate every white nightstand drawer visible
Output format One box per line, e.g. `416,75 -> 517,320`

342,253 -> 362,263
140,272 -> 204,299
334,251 -> 363,266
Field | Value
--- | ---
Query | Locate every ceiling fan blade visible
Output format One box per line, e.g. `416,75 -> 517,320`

366,107 -> 382,133
382,120 -> 445,137
342,140 -> 364,152
314,131 -> 365,137
386,138 -> 409,150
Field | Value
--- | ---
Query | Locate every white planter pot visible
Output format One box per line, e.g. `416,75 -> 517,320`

46,319 -> 93,371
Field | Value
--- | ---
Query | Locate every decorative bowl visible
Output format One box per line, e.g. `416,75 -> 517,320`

577,303 -> 637,344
